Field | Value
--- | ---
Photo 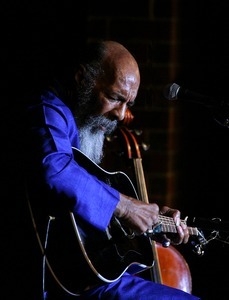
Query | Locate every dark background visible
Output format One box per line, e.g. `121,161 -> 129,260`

5,1 -> 229,299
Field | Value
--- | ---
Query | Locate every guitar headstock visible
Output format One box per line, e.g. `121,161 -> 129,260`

188,216 -> 229,256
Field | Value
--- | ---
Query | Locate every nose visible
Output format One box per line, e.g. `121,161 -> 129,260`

112,104 -> 127,121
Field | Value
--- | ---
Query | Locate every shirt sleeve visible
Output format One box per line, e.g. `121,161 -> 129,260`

26,92 -> 120,231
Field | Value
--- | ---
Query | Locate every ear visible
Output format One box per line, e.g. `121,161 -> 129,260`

74,64 -> 86,85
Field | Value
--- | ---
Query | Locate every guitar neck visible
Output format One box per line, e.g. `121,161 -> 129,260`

158,215 -> 199,236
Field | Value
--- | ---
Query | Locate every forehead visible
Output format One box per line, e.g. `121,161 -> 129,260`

103,60 -> 139,89
98,70 -> 139,101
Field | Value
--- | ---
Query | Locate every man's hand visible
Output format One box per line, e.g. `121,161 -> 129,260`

160,206 -> 189,245
115,194 -> 160,235
115,196 -> 190,245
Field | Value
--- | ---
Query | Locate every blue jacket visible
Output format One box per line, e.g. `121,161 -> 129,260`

26,90 -> 119,231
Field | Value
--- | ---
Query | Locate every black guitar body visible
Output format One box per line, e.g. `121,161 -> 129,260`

44,148 -> 154,295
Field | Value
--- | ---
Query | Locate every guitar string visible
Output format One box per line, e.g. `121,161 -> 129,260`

158,215 -> 199,236
159,215 -> 187,225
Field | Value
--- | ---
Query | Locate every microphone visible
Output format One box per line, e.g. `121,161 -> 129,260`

163,82 -> 227,108
163,82 -> 229,127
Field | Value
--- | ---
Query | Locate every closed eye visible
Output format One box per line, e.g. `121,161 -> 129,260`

106,93 -> 135,107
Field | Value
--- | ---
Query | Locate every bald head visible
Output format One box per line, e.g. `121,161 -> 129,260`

75,40 -> 140,88
102,41 -> 138,66
100,41 -> 140,86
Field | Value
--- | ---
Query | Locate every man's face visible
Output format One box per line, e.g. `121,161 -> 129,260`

74,63 -> 139,164
91,65 -> 139,124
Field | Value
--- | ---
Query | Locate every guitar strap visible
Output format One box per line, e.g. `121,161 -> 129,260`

24,179 -> 81,298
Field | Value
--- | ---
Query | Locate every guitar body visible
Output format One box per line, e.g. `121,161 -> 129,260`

44,148 -> 154,294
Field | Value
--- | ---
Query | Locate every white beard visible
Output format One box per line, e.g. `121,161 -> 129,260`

79,126 -> 105,164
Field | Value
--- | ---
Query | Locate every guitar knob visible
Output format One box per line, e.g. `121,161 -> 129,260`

159,235 -> 171,248
162,240 -> 170,248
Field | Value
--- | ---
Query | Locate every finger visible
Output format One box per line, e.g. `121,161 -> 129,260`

176,224 -> 190,244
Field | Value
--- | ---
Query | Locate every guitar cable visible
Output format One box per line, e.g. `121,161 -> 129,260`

25,180 -> 81,298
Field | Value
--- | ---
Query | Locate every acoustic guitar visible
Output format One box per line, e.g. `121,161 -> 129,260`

30,147 -> 203,295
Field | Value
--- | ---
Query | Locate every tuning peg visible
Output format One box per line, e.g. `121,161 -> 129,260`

193,244 -> 204,256
133,129 -> 143,136
141,142 -> 150,151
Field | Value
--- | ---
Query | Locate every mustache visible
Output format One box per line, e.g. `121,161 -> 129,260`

86,115 -> 118,134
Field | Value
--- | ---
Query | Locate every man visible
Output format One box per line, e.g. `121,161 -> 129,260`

24,40 -> 200,299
